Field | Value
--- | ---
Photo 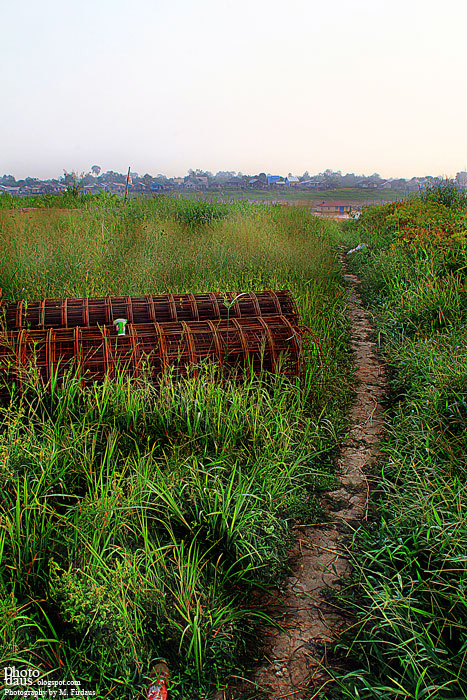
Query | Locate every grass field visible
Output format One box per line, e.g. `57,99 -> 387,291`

217,188 -> 404,205
0,196 -> 352,698
173,188 -> 404,208
0,186 -> 405,214
5,187 -> 464,699
335,183 -> 467,699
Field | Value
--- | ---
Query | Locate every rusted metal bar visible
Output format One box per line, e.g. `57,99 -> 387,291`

298,325 -> 325,367
0,291 -> 299,330
0,315 -> 312,397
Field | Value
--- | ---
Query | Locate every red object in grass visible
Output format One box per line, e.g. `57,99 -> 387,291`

146,676 -> 168,700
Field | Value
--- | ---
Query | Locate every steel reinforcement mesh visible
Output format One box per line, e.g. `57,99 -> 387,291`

1,291 -> 298,330
0,316 -> 310,397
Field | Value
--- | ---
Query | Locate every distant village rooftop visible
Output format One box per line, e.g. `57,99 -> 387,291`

314,201 -> 352,214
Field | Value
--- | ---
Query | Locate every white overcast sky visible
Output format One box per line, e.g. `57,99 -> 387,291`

1,0 -> 467,179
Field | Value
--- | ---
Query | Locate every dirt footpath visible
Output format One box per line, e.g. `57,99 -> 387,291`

242,246 -> 386,699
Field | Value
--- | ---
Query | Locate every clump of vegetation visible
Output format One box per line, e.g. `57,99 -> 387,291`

0,196 -> 350,698
336,189 -> 467,698
173,197 -> 233,227
356,179 -> 467,250
420,177 -> 467,209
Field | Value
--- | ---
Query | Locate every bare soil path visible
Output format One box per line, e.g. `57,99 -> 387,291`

233,246 -> 387,699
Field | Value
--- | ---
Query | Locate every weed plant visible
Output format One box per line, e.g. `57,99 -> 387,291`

335,192 -> 467,698
0,197 -> 350,698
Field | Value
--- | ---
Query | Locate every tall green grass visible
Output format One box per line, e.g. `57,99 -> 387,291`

334,193 -> 467,699
0,190 -> 122,211
0,197 -> 351,698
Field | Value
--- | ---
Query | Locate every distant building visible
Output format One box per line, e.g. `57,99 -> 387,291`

285,176 -> 300,186
379,179 -> 408,190
314,201 -> 352,215
225,178 -> 244,189
0,185 -> 21,196
299,179 -> 322,189
129,182 -> 149,193
50,184 -> 67,194
267,175 -> 284,186
184,176 -> 208,190
456,172 -> 467,188
100,182 -> 126,194
357,179 -> 379,189
248,177 -> 267,189
406,177 -> 429,192
20,185 -> 46,195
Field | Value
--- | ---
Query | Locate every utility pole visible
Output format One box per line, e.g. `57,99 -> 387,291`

124,166 -> 131,205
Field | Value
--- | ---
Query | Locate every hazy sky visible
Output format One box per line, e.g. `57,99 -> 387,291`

2,0 -> 467,179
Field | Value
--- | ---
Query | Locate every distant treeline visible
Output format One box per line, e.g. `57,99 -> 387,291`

2,169 -> 466,197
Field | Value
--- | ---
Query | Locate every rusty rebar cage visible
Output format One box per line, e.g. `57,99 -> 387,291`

1,291 -> 299,330
0,316 -> 306,397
